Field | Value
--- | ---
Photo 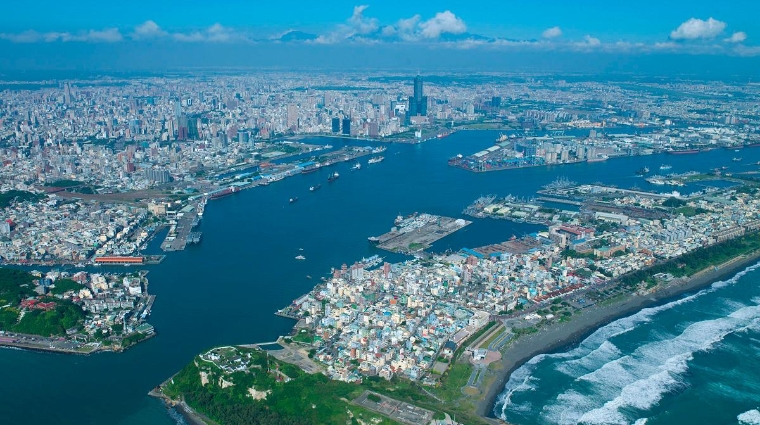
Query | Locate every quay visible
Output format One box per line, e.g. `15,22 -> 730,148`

369,213 -> 471,253
161,199 -> 205,252
536,196 -> 584,206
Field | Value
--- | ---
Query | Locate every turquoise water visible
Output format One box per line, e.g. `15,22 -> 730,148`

2,130 -> 760,425
494,263 -> 760,425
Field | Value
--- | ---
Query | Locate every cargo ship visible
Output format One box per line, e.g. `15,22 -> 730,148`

301,164 -> 321,174
666,149 -> 699,155
368,156 -> 385,164
586,155 -> 609,163
210,187 -> 238,200
635,166 -> 650,175
327,172 -> 339,182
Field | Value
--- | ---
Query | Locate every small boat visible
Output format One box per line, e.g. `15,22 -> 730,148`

310,184 -> 321,191
306,275 -> 312,279
289,197 -> 298,203
733,157 -> 743,162
351,162 -> 361,171
295,255 -> 306,260
659,164 -> 672,170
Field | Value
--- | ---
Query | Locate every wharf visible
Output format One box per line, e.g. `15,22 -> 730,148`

536,196 -> 584,206
161,199 -> 204,252
370,213 -> 471,253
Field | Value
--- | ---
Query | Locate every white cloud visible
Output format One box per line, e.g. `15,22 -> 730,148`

349,5 -> 378,35
582,35 -> 601,46
133,20 -> 167,39
670,17 -> 726,40
419,11 -> 466,39
724,31 -> 747,43
0,28 -> 122,43
314,5 -> 380,43
542,26 -> 562,39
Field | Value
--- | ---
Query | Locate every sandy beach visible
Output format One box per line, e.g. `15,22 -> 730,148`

477,250 -> 760,420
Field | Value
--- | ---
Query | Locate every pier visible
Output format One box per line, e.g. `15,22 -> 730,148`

370,213 -> 471,253
536,196 -> 584,206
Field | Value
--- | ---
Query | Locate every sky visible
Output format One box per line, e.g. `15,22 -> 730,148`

1,0 -> 759,74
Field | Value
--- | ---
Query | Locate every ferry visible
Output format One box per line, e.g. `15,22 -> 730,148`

659,164 -> 672,170
309,184 -> 321,192
351,162 -> 361,171
368,156 -> 385,164
295,255 -> 306,260
327,172 -> 339,182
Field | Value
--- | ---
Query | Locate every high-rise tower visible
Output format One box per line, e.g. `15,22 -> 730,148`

408,75 -> 427,123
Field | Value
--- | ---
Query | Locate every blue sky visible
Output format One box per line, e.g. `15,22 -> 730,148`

1,0 -> 757,44
1,1 -> 759,72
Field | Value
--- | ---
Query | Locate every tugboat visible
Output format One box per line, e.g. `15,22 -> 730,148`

327,172 -> 339,182
289,197 -> 298,203
310,184 -> 321,192
635,166 -> 650,176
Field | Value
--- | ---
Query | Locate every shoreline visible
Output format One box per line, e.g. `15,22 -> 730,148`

477,250 -> 760,420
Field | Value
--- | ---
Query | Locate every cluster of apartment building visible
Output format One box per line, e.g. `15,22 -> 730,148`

0,196 -> 149,264
283,188 -> 760,382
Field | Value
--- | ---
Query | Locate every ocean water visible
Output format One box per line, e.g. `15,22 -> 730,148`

2,130 -> 760,425
494,263 -> 760,425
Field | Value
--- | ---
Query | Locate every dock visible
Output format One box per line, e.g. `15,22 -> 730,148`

370,213 -> 471,253
161,199 -> 204,252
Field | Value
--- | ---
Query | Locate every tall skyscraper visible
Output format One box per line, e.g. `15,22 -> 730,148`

408,75 -> 427,123
331,118 -> 341,133
286,104 -> 298,129
342,118 -> 351,136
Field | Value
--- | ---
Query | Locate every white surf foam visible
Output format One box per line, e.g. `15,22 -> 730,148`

496,261 -> 760,422
555,340 -> 623,377
738,409 -> 760,425
543,303 -> 760,425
